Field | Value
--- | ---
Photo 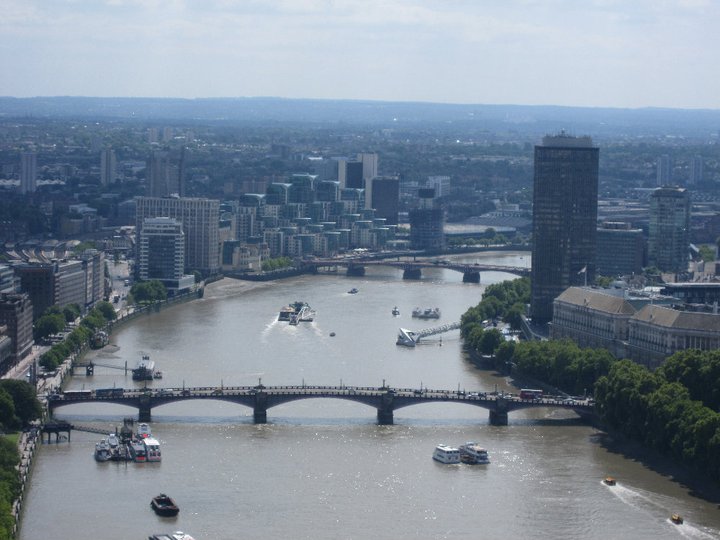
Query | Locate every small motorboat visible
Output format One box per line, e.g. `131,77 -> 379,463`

670,514 -> 683,525
603,476 -> 616,486
151,494 -> 179,517
329,332 -> 336,337
392,306 -> 400,316
348,288 -> 358,294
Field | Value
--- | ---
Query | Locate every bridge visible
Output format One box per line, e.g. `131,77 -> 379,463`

305,258 -> 530,283
47,385 -> 594,426
396,322 -> 461,347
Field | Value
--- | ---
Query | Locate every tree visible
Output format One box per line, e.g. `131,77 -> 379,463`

34,313 -> 65,340
479,329 -> 504,355
62,304 -> 81,323
95,301 -> 117,321
0,389 -> 18,432
0,380 -> 42,427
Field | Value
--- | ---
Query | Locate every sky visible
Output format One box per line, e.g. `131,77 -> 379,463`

1,0 -> 719,109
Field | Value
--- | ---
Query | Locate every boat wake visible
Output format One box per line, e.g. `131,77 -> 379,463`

604,482 -> 720,538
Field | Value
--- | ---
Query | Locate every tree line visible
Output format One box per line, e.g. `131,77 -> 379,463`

461,277 -> 720,481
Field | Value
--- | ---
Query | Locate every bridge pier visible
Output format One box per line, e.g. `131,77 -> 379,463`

462,271 -> 480,283
138,395 -> 152,422
346,265 -> 365,277
489,397 -> 509,426
377,392 -> 395,425
403,268 -> 422,280
254,392 -> 268,424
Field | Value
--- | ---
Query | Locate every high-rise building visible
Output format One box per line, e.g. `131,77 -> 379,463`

409,188 -> 445,250
648,187 -> 690,273
530,134 -> 599,324
136,197 -> 220,275
359,153 -> 378,208
20,152 -> 37,194
138,217 -> 193,292
656,154 -> 672,186
100,148 -> 117,186
690,155 -> 704,185
147,151 -> 180,197
371,176 -> 400,225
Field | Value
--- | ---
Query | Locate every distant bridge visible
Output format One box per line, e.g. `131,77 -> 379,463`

47,385 -> 593,426
305,259 -> 530,282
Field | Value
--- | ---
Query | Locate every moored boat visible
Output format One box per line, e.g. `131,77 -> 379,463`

94,439 -> 111,462
137,422 -> 152,439
144,436 -> 162,462
133,355 -> 156,380
151,494 -> 179,517
432,444 -> 461,464
459,442 -> 490,464
130,440 -> 147,462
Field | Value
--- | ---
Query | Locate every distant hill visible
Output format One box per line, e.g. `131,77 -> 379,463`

0,96 -> 718,137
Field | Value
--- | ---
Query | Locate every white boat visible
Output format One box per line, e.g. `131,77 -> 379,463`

94,439 -> 111,462
144,436 -> 162,462
412,307 -> 441,319
396,328 -> 417,347
459,442 -> 490,464
432,444 -> 461,464
137,422 -> 152,439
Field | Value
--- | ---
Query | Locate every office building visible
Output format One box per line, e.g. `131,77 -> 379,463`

648,187 -> 690,273
0,292 -> 33,363
138,217 -> 194,291
20,152 -> 37,194
690,155 -> 704,185
530,134 -> 599,324
409,188 -> 445,250
371,176 -> 400,225
596,222 -> 645,277
136,197 -> 220,275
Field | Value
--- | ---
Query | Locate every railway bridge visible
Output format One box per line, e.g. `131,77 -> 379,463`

47,385 -> 594,426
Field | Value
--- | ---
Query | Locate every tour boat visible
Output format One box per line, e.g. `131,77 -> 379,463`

459,442 -> 490,464
432,444 -> 461,464
130,440 -> 147,462
151,494 -> 179,517
144,436 -> 162,462
137,422 -> 152,439
412,307 -> 440,319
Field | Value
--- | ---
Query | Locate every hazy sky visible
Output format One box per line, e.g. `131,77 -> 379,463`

2,0 -> 719,109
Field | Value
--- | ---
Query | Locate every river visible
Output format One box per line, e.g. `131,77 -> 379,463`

18,252 -> 720,539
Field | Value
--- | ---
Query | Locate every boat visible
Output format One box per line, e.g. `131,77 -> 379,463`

459,442 -> 490,464
432,444 -> 461,464
130,440 -> 147,462
329,332 -> 336,337
153,370 -> 163,379
280,301 -> 314,324
396,328 -> 417,347
671,514 -> 683,525
133,355 -> 156,381
144,436 -> 162,462
348,288 -> 358,294
107,433 -> 120,449
603,476 -> 616,486
94,439 -> 111,462
392,306 -> 400,316
151,494 -> 179,517
412,307 -> 440,319
137,422 -> 152,439
148,532 -> 195,540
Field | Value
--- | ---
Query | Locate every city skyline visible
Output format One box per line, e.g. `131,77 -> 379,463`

2,1 -> 719,110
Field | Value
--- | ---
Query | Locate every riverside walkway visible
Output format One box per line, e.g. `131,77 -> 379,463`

47,384 -> 594,426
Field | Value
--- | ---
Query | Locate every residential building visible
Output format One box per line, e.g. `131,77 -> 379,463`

20,152 -> 37,194
531,134 -> 599,324
100,147 -> 117,186
656,154 -> 672,186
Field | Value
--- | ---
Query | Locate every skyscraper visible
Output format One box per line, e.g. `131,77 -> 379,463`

100,147 -> 117,186
531,134 -> 599,324
371,176 -> 400,225
20,152 -> 37,194
138,217 -> 186,284
648,187 -> 690,273
656,154 -> 672,186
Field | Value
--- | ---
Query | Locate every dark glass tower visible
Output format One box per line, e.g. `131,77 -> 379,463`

531,134 -> 599,324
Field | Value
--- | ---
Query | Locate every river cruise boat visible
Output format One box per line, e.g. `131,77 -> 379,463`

130,440 -> 147,462
137,422 -> 152,439
144,437 -> 162,462
133,355 -> 156,381
94,439 -> 111,462
280,301 -> 315,324
432,444 -> 461,464
459,442 -> 490,464
150,494 -> 179,517
412,307 -> 441,319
